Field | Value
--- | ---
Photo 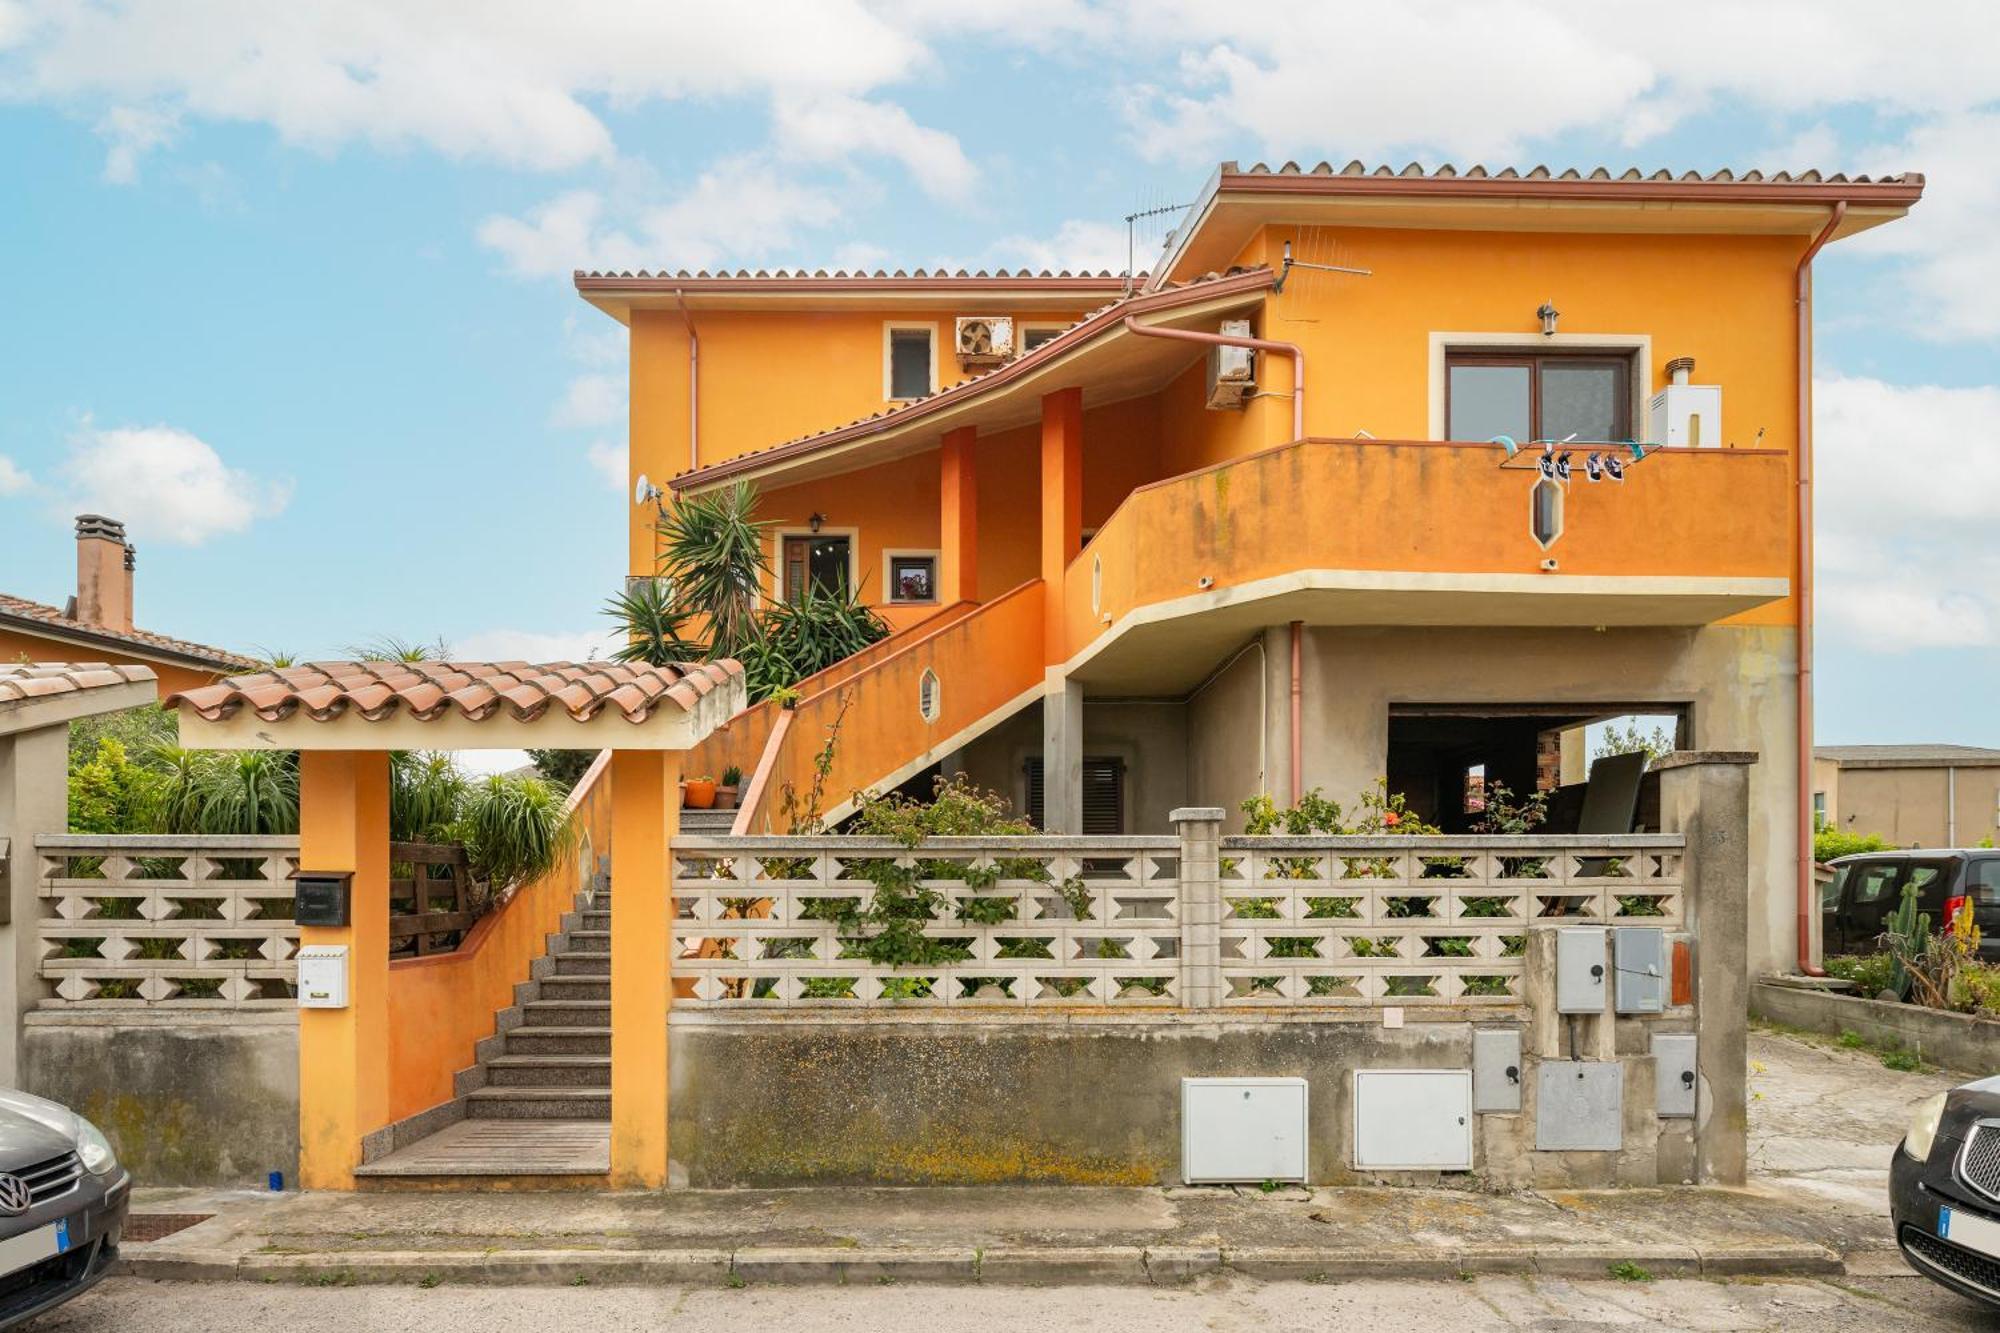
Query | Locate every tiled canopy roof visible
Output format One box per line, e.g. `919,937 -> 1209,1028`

1224,159 -> 1921,186
671,265 -> 1275,490
0,662 -> 156,706
168,660 -> 742,727
0,592 -> 254,673
575,266 -> 1134,282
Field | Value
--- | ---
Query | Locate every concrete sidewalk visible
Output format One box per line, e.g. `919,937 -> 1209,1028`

118,1030 -> 1937,1288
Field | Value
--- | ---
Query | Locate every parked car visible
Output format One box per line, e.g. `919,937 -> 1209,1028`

1893,1073 -> 2000,1309
0,1089 -> 128,1328
1820,849 -> 2000,964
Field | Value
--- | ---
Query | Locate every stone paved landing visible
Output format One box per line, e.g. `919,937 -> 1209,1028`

352,1119 -> 609,1177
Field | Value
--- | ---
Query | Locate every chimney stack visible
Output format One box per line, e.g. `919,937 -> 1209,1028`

75,515 -> 134,633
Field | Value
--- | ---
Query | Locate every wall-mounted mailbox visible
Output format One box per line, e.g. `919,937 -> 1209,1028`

1536,1061 -> 1623,1151
1653,1034 -> 1698,1118
292,871 -> 352,928
1556,927 -> 1609,1013
1614,927 -> 1666,1013
1472,1029 -> 1522,1113
296,945 -> 349,1009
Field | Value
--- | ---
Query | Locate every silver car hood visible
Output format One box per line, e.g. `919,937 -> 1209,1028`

0,1088 -> 82,1170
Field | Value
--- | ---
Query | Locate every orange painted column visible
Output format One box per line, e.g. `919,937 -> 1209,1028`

610,748 -> 679,1188
1039,387 -> 1083,661
940,426 -> 979,604
296,749 -> 390,1190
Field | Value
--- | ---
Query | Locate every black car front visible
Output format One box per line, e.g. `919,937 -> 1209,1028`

1892,1075 -> 2000,1308
0,1092 -> 130,1330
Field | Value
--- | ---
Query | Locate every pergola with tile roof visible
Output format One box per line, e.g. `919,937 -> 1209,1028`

164,658 -> 747,1189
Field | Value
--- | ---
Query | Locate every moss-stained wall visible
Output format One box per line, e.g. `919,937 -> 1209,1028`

21,1012 -> 296,1186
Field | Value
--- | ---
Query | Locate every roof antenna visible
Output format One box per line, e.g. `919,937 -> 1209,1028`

1124,200 -> 1192,298
1276,238 -> 1372,294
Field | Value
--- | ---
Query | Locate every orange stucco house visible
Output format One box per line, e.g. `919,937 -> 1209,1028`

579,160 -> 1924,981
1,515 -> 253,695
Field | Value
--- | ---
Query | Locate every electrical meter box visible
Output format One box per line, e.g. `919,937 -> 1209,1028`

297,945 -> 350,1009
1653,1034 -> 1698,1118
1536,1062 -> 1623,1151
1181,1077 -> 1308,1183
1354,1070 -> 1473,1170
1556,927 -> 1609,1013
1647,384 -> 1722,447
1613,927 -> 1666,1013
291,871 -> 352,927
1472,1029 -> 1523,1113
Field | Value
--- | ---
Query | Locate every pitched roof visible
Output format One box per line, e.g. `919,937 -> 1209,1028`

669,265 -> 1276,491
574,267 -> 1133,287
168,660 -> 742,727
1221,159 -> 1923,193
0,592 -> 254,674
1815,744 -> 2000,768
0,662 -> 156,706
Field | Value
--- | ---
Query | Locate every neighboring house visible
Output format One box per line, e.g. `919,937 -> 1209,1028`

1813,745 -> 2000,849
577,159 -> 1924,978
0,515 -> 253,697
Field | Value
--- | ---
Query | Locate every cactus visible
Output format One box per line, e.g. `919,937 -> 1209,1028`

1885,882 -> 1932,1001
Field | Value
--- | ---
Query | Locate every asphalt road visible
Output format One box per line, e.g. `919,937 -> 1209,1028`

29,1272 -> 2000,1332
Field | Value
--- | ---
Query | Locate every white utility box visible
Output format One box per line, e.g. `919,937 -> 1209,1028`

1181,1077 -> 1308,1183
1353,1069 -> 1473,1170
1647,384 -> 1721,447
296,945 -> 350,1009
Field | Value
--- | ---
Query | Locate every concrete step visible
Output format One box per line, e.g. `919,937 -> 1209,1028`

484,1055 -> 611,1088
536,977 -> 609,1002
551,952 -> 611,976
580,911 -> 612,930
679,809 -> 736,832
520,999 -> 610,1027
568,929 -> 610,948
503,1026 -> 611,1056
466,1086 -> 610,1120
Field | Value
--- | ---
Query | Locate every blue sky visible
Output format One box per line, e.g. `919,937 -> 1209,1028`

2,1 -> 1997,749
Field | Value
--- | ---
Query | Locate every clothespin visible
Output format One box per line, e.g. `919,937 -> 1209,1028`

1585,453 -> 1603,482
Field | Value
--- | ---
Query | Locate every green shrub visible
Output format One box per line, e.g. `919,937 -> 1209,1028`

1815,827 -> 1890,862
1824,953 -> 1897,996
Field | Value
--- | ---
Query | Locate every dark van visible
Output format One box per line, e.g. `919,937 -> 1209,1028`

1821,849 -> 2000,962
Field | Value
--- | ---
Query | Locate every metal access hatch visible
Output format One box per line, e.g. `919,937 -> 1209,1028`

1180,1077 -> 1309,1183
1353,1070 -> 1473,1171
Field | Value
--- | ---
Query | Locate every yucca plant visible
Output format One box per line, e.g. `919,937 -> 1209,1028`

754,579 -> 888,693
191,751 -> 299,836
391,751 -> 471,842
655,482 -> 770,658
601,577 -> 701,666
460,773 -> 578,890
345,635 -> 453,663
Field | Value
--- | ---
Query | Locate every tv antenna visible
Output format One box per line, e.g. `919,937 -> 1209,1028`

634,473 -> 666,516
1275,237 -> 1372,293
1124,200 -> 1191,296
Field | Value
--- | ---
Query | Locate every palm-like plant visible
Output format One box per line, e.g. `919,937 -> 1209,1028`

391,751 -> 470,842
461,774 -> 578,889
747,580 -> 888,701
191,751 -> 299,836
600,578 -> 701,666
655,482 -> 769,658
346,635 -> 453,663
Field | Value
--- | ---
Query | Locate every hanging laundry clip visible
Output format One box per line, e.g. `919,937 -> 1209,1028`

1585,453 -> 1604,483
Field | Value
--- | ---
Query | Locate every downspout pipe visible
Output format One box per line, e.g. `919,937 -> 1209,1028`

1289,621 -> 1304,803
1795,200 -> 1846,977
675,288 -> 700,473
1121,317 -> 1305,441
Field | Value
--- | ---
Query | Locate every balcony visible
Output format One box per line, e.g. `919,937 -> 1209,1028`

1064,437 -> 1790,687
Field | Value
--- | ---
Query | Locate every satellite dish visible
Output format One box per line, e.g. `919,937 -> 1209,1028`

634,474 -> 661,506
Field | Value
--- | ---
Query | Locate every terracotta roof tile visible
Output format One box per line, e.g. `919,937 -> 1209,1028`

166,660 -> 743,728
574,266 -> 1139,282
1222,159 -> 1922,189
669,264 -> 1276,490
0,591 -> 254,673
0,661 -> 157,706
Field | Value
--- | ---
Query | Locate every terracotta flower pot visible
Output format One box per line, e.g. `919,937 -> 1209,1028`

714,784 -> 739,811
683,778 -> 717,809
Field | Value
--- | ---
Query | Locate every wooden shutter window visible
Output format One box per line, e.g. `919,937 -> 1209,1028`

1081,757 -> 1124,836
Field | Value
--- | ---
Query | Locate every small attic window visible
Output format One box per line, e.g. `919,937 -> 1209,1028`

1021,324 -> 1065,352
887,325 -> 935,400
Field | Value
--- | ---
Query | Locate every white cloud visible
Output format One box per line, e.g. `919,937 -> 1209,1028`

458,627 -> 612,663
1815,375 -> 2000,649
550,373 -> 622,429
57,423 -> 291,546
0,453 -> 30,495
1845,111 -> 2000,340
585,441 -> 627,491
988,218 -> 1131,274
95,103 -> 176,183
0,1 -> 934,178
772,94 -> 976,201
454,749 -> 535,778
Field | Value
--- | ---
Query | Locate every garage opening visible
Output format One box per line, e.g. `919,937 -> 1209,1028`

1387,704 -> 1688,834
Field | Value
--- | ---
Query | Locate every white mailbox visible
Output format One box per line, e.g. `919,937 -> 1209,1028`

297,945 -> 349,1009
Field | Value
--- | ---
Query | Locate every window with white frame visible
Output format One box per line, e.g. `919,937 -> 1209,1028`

1020,322 -> 1066,353
885,324 -> 936,400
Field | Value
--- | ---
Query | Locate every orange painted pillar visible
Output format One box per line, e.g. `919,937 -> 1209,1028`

296,749 -> 390,1190
940,426 -> 979,604
610,748 -> 679,1188
1039,387 -> 1082,661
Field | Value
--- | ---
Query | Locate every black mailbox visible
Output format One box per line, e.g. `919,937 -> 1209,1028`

292,872 -> 353,927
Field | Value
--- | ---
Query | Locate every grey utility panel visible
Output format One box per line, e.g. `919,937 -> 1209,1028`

1614,927 -> 1666,1014
1556,927 -> 1609,1013
1472,1028 -> 1523,1113
1653,1034 -> 1698,1118
1535,1061 -> 1623,1151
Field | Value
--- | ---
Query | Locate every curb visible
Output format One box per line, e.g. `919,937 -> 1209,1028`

120,1240 -> 1847,1286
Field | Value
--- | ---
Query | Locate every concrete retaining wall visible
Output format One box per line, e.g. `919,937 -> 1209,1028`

19,1010 -> 298,1186
667,1010 -> 1695,1190
1751,980 -> 2000,1077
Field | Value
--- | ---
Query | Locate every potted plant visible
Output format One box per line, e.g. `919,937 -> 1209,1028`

683,775 -> 717,809
716,765 -> 743,810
